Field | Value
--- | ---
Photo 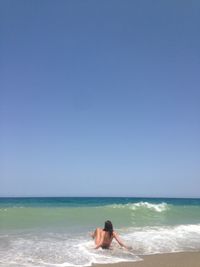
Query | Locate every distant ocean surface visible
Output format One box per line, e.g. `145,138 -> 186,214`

1,197 -> 200,266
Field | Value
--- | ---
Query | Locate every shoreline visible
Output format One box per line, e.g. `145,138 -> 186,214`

93,251 -> 200,267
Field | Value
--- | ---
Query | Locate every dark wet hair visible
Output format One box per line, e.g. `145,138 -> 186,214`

103,220 -> 113,237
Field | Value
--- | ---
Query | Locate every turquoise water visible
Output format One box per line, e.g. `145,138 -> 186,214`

0,197 -> 200,266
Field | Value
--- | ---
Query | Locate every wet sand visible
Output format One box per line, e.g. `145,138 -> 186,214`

93,252 -> 200,267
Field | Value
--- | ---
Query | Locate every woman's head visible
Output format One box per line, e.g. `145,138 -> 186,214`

104,220 -> 113,236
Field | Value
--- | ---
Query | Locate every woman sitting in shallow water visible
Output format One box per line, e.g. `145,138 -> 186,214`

92,220 -> 128,249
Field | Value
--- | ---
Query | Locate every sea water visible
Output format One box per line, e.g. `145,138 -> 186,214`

0,197 -> 200,266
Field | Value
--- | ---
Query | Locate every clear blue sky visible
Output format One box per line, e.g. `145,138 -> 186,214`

1,1 -> 200,197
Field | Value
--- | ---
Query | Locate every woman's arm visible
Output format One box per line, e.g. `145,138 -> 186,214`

113,232 -> 128,249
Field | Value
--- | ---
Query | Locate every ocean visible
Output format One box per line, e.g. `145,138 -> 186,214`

0,197 -> 200,266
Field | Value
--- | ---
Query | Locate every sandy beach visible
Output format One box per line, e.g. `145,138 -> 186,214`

93,252 -> 200,267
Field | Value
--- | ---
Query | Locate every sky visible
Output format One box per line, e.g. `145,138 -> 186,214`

0,0 -> 200,197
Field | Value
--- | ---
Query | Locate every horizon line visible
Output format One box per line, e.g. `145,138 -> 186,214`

0,195 -> 199,199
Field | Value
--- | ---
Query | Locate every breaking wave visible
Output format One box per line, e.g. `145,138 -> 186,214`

107,202 -> 168,212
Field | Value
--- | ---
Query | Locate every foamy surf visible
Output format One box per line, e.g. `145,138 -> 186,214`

1,224 -> 200,267
0,233 -> 141,267
106,202 -> 168,212
122,224 -> 200,254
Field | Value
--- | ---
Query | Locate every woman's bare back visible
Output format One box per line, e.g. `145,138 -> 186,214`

100,230 -> 113,248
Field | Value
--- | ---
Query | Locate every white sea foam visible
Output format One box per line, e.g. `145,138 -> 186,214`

107,202 -> 168,212
1,224 -> 200,267
122,224 -> 200,254
131,202 -> 168,212
0,233 -> 141,267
